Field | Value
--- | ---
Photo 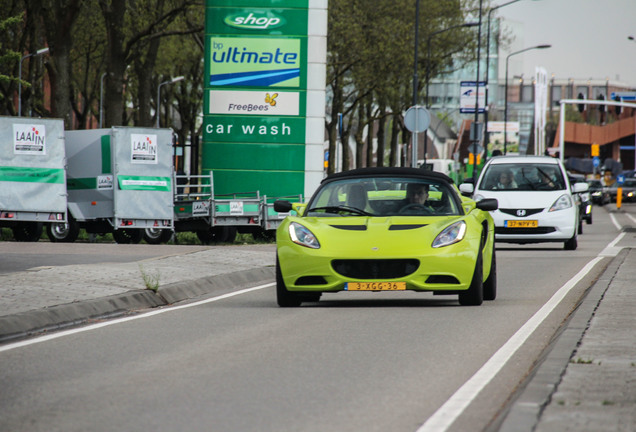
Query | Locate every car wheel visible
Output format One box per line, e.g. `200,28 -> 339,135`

196,226 -> 235,244
459,249 -> 484,306
113,228 -> 143,244
587,213 -> 593,225
564,235 -> 578,250
143,228 -> 173,244
578,218 -> 583,234
276,256 -> 302,307
483,247 -> 497,301
46,215 -> 80,243
12,222 -> 43,242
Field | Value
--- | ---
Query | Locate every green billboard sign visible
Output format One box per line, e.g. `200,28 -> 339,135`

204,0 -> 326,198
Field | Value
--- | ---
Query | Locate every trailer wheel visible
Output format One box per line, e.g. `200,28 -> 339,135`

46,215 -> 80,243
196,226 -> 235,244
12,222 -> 43,242
143,228 -> 173,244
113,229 -> 143,244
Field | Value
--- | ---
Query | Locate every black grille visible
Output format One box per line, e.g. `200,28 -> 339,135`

496,227 -> 556,235
295,276 -> 328,285
499,208 -> 544,217
332,259 -> 419,279
329,225 -> 367,231
389,224 -> 427,230
426,275 -> 460,284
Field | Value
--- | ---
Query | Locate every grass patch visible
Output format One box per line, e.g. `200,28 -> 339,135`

139,264 -> 160,291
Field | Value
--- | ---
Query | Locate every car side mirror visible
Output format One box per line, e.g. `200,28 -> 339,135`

476,198 -> 498,211
459,183 -> 474,195
572,182 -> 589,193
273,200 -> 293,212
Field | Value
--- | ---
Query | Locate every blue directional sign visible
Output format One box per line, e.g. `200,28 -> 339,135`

593,156 -> 600,168
617,174 -> 625,185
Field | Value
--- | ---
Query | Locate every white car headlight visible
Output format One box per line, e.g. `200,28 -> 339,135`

473,194 -> 485,202
432,221 -> 467,248
549,194 -> 573,212
288,222 -> 320,249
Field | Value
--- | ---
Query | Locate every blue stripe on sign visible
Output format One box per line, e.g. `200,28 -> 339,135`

210,68 -> 300,86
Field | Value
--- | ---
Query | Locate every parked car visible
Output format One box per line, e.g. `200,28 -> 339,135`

460,156 -> 588,250
586,179 -> 611,206
608,178 -> 636,202
274,167 -> 498,307
567,173 -> 593,229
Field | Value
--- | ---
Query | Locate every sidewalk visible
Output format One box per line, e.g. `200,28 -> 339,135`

0,243 -> 276,343
499,204 -> 636,431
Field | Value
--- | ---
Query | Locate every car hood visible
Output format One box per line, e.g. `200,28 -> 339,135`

476,190 -> 569,209
291,215 -> 471,251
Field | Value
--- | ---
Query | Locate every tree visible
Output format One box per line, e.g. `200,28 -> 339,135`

40,0 -> 83,128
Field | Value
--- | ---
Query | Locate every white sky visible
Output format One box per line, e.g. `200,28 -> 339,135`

495,0 -> 636,86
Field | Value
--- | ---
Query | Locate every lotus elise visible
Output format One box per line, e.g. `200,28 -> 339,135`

273,167 -> 498,307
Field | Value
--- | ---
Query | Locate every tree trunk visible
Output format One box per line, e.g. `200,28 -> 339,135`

100,0 -> 127,127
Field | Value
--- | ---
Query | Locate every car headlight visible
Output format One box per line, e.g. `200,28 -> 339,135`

591,191 -> 602,197
288,222 -> 320,249
432,220 -> 467,248
473,194 -> 485,201
549,194 -> 573,212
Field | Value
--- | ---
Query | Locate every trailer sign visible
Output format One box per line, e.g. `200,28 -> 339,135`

97,175 -> 114,190
131,134 -> 157,164
14,123 -> 46,154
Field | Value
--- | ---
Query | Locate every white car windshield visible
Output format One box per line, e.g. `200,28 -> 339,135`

306,177 -> 461,217
479,163 -> 566,191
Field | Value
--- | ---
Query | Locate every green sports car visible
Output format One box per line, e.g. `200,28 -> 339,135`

273,167 -> 498,307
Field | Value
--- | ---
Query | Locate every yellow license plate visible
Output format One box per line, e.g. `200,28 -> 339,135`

505,220 -> 538,228
345,282 -> 406,291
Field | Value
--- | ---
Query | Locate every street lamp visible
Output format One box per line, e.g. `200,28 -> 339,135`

18,47 -> 49,117
504,44 -> 551,154
156,76 -> 184,128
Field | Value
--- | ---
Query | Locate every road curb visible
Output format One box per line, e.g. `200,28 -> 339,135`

0,265 -> 276,344
497,248 -> 629,431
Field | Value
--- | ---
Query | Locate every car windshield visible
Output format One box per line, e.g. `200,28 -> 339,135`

478,163 -> 566,191
305,177 -> 461,217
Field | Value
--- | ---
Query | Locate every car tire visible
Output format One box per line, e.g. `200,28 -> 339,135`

483,247 -> 497,301
276,256 -> 302,307
143,228 -> 173,244
12,222 -> 43,242
587,213 -> 593,225
578,218 -> 583,234
459,249 -> 484,306
113,228 -> 143,244
564,235 -> 578,250
46,215 -> 80,243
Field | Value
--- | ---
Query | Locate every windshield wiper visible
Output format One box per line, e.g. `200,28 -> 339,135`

308,205 -> 372,216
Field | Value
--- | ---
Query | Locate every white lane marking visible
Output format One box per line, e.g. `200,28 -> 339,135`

626,212 -> 636,225
609,213 -> 622,231
600,232 -> 625,256
0,283 -> 274,353
416,231 -> 625,432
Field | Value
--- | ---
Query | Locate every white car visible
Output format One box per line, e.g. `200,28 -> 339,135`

459,156 -> 588,250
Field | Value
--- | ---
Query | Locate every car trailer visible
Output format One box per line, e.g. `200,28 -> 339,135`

0,116 -> 67,241
47,127 -> 174,244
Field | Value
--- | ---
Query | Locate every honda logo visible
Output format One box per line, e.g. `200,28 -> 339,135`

516,209 -> 527,217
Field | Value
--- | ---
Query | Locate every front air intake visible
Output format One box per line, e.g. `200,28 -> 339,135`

332,259 -> 419,279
